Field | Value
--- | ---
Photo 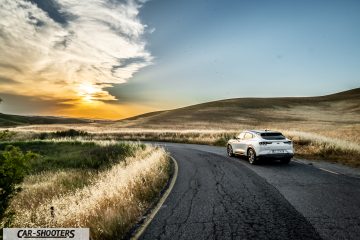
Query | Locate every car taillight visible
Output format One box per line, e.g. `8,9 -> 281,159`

284,141 -> 292,144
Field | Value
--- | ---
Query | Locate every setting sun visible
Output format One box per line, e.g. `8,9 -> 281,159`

78,84 -> 97,102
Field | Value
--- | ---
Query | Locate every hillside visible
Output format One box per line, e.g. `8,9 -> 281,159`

116,88 -> 360,131
2,88 -> 359,143
0,113 -> 91,127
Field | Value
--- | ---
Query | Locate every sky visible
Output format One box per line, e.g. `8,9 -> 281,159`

0,0 -> 359,119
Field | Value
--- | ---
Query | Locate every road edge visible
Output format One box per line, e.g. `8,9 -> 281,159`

131,156 -> 179,240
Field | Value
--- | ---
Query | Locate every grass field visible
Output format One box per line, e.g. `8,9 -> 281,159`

2,127 -> 360,167
0,140 -> 171,239
0,88 -> 359,239
1,88 -> 359,166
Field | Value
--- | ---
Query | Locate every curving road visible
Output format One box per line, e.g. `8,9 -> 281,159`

139,143 -> 360,240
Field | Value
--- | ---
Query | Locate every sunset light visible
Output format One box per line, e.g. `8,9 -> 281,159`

0,1 -> 359,240
78,84 -> 98,102
0,0 -> 359,120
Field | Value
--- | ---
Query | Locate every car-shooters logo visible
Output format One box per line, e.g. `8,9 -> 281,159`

3,228 -> 89,240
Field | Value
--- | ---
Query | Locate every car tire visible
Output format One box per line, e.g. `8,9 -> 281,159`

247,148 -> 257,164
227,145 -> 234,157
280,158 -> 291,164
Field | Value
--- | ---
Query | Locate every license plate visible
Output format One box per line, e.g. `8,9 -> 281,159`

272,150 -> 285,153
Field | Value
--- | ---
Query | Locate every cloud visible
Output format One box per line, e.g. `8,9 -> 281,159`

0,92 -> 70,115
0,76 -> 19,85
0,0 -> 152,104
0,92 -> 157,120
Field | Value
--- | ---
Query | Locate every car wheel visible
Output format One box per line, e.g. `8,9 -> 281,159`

248,148 -> 257,164
227,145 -> 234,157
280,158 -> 291,164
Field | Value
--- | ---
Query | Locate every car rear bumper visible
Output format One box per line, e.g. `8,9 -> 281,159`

258,153 -> 294,159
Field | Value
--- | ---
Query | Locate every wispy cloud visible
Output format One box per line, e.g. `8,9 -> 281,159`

0,0 -> 152,105
0,76 -> 19,84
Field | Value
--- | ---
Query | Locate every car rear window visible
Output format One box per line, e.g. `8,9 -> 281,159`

260,132 -> 285,140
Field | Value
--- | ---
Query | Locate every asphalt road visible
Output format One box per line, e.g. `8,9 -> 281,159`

139,143 -> 360,240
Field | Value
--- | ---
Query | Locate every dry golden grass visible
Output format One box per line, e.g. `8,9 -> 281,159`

13,170 -> 95,210
3,143 -> 171,240
4,126 -> 360,167
1,89 -> 359,166
282,130 -> 360,167
2,124 -> 360,167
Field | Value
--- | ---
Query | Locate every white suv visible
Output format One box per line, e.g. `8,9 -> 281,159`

227,130 -> 294,164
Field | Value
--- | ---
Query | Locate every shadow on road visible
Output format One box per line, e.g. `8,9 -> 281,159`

234,156 -> 295,167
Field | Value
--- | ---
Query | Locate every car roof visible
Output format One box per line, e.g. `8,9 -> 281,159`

246,130 -> 282,135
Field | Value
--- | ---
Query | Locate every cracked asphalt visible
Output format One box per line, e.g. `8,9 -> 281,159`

139,144 -> 348,240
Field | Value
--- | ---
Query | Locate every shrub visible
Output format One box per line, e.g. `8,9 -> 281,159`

0,145 -> 39,222
0,130 -> 15,141
52,129 -> 89,138
213,133 -> 233,146
37,132 -> 49,140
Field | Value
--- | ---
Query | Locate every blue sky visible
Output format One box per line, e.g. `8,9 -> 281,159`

0,0 -> 359,118
109,0 -> 360,108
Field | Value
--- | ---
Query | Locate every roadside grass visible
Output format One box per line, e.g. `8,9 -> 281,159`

2,88 -> 358,167
284,130 -> 360,167
0,140 -> 141,172
2,127 -> 360,167
0,140 -> 171,239
24,129 -> 360,167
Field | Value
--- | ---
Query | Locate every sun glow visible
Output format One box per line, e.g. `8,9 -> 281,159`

78,83 -> 98,102
0,0 -> 154,119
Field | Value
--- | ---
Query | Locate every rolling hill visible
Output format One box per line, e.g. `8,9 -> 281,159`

116,88 -> 360,131
0,113 -> 91,127
1,88 -> 359,142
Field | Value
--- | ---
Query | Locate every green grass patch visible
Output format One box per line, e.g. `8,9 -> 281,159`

0,141 -> 144,173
